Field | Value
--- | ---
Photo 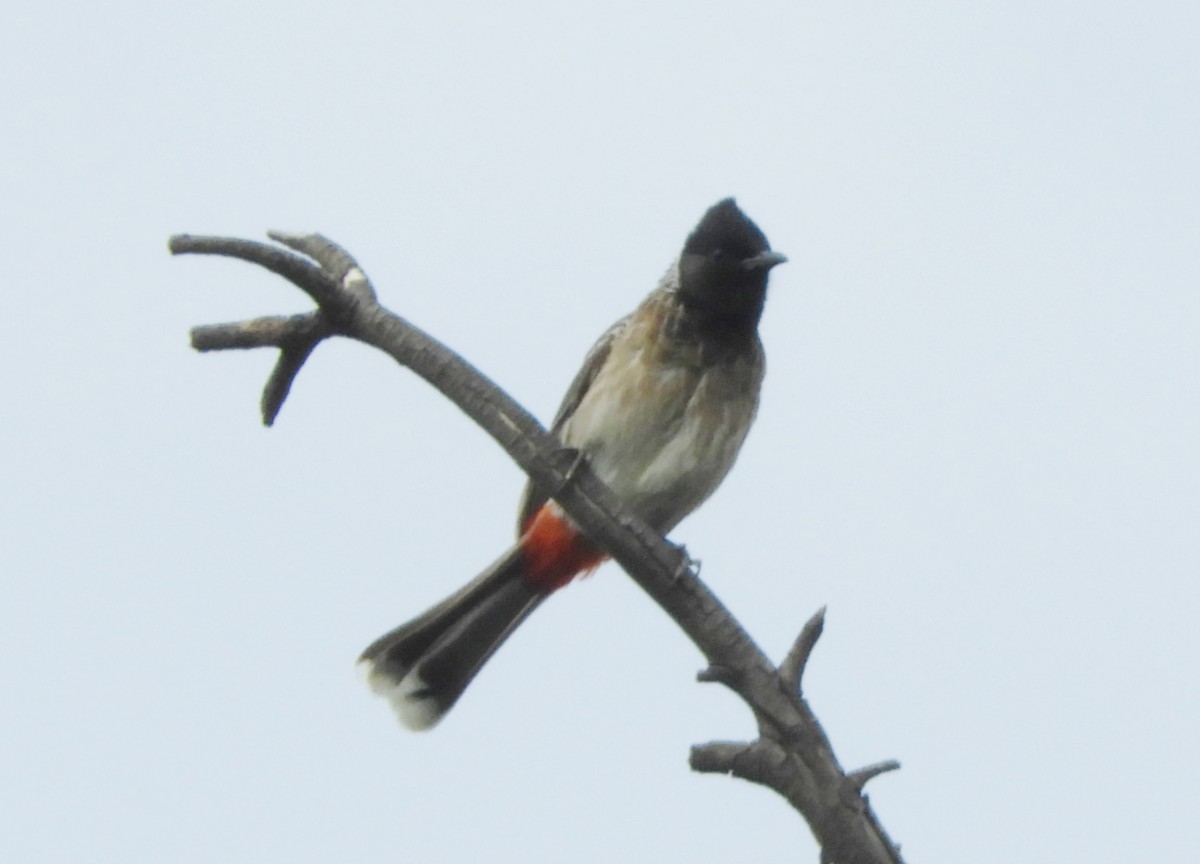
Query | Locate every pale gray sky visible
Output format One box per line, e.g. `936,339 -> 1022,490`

2,1 -> 1197,862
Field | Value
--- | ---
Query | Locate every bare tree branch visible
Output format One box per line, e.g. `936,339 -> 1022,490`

171,231 -> 905,864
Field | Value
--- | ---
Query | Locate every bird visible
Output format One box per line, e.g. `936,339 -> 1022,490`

358,198 -> 787,730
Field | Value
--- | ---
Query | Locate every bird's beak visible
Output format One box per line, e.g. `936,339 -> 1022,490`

741,250 -> 788,272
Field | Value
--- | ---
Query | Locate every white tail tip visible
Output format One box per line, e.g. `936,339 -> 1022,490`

357,658 -> 444,732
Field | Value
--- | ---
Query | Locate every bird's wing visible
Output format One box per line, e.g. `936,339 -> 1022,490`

516,314 -> 629,534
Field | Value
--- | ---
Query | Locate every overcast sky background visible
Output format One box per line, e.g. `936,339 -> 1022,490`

2,1 -> 1197,862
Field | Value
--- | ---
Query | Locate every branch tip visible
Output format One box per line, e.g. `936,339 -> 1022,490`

267,231 -> 361,286
696,663 -> 738,686
260,345 -> 302,425
266,229 -> 303,246
845,760 -> 901,793
689,741 -> 749,773
780,605 -> 827,695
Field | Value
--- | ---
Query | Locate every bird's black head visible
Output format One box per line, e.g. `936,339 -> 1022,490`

677,198 -> 786,329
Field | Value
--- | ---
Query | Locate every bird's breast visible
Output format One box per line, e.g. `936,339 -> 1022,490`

558,295 -> 763,532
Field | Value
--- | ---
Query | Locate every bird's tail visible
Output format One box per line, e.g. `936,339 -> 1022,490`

358,503 -> 605,730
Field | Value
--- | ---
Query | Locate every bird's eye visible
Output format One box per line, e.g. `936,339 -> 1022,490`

710,248 -> 728,262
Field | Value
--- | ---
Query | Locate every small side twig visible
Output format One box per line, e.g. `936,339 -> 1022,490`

780,605 -> 828,697
845,761 -> 902,795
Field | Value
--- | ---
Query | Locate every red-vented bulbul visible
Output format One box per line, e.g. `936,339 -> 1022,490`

358,198 -> 787,730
